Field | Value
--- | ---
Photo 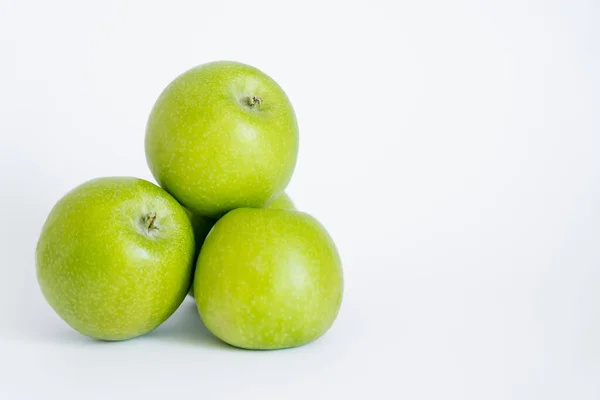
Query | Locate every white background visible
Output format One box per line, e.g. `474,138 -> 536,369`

0,0 -> 598,398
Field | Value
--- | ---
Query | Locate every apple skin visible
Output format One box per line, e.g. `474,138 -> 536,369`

194,208 -> 343,350
187,191 -> 294,253
36,177 -> 195,341
145,61 -> 299,218
265,192 -> 295,210
187,191 -> 293,298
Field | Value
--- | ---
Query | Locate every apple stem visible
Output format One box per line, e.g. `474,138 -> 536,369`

144,213 -> 159,233
246,96 -> 262,107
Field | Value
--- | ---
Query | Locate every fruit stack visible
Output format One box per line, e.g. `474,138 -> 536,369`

36,61 -> 343,350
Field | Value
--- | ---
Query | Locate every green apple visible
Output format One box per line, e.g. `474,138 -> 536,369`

36,177 -> 195,341
194,208 -> 343,349
187,191 -> 293,298
265,192 -> 295,210
145,61 -> 299,218
187,192 -> 293,255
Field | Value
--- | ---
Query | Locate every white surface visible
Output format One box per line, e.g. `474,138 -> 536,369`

1,0 -> 599,398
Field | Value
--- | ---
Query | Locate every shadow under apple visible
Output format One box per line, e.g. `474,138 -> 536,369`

29,298 -> 230,350
142,298 -> 230,350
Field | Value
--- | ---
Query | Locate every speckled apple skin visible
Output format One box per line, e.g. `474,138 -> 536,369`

187,192 -> 293,298
36,177 -> 195,341
194,208 -> 343,350
264,192 -> 295,210
145,61 -> 299,219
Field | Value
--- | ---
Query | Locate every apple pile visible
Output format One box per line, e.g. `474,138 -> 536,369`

36,61 -> 343,350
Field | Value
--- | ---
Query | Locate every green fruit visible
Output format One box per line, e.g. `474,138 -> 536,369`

36,177 -> 195,341
194,208 -> 343,350
186,192 -> 291,298
145,61 -> 299,218
265,192 -> 295,210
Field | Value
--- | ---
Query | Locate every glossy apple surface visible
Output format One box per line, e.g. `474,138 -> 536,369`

194,208 -> 343,349
36,177 -> 195,340
186,192 -> 292,298
145,61 -> 299,218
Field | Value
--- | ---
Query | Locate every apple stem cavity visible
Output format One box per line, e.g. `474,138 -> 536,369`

143,212 -> 159,234
244,95 -> 262,108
